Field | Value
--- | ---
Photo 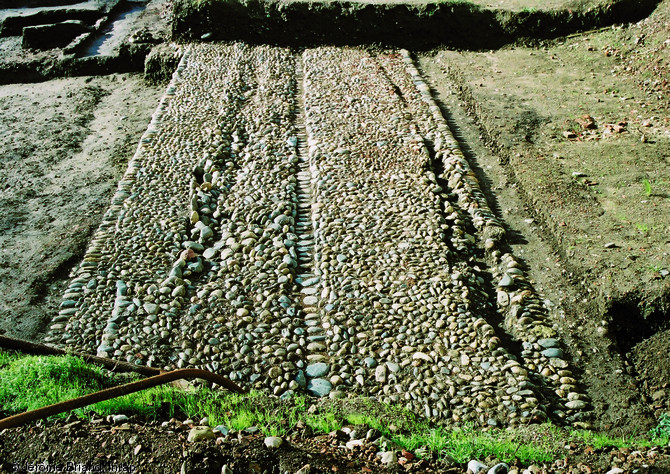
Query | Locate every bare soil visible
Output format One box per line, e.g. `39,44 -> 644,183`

0,74 -> 163,340
0,417 -> 457,474
2,415 -> 670,473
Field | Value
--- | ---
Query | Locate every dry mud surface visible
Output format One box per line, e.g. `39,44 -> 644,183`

0,75 -> 164,338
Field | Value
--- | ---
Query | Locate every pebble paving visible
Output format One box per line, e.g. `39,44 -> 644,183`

45,43 -> 591,428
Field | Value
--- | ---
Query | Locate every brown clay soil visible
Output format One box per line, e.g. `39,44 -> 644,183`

1,0 -> 670,471
0,74 -> 164,340
0,0 -> 170,339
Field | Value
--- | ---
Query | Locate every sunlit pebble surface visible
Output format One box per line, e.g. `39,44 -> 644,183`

45,43 -> 591,428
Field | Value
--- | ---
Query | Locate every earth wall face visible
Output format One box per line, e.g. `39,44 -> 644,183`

171,0 -> 661,49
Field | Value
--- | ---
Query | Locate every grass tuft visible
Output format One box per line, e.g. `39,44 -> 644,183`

649,413 -> 670,441
306,411 -> 342,434
0,354 -> 118,417
0,349 -> 18,369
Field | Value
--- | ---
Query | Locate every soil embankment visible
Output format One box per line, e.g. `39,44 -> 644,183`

172,0 -> 662,49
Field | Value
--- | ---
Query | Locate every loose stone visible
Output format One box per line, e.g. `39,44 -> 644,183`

306,363 -> 329,378
187,426 -> 216,442
264,436 -> 283,449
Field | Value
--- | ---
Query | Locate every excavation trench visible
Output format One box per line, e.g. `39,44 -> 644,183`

610,302 -> 670,356
6,16 -> 665,430
611,302 -> 670,414
31,44 -> 593,427
76,0 -> 147,58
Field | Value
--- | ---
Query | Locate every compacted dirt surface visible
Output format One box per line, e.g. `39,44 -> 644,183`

0,0 -> 670,471
0,75 -> 164,340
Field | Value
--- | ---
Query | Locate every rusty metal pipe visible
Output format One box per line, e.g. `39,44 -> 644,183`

0,368 -> 246,430
0,334 -> 161,377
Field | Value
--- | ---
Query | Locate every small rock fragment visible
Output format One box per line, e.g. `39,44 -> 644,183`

468,460 -> 489,474
264,436 -> 283,448
111,414 -> 129,424
187,426 -> 216,442
488,462 -> 510,474
380,451 -> 397,465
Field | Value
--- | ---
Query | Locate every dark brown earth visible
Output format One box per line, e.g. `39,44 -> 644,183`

0,0 -> 670,470
2,416 -> 670,473
0,417 -> 455,474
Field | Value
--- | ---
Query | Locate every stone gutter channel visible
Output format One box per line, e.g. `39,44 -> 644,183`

291,54 -> 332,398
45,43 -> 592,427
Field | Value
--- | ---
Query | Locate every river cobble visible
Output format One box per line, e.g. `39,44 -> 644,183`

45,43 -> 590,427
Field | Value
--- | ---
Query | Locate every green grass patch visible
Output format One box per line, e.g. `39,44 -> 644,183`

0,353 -> 119,417
570,426 -> 669,450
395,424 -> 560,464
306,411 -> 342,434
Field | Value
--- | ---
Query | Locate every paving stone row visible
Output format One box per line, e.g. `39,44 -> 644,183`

386,50 -> 591,426
301,47 -> 549,425
45,43 -> 590,426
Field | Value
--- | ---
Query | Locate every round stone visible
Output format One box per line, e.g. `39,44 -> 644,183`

187,426 -> 215,442
541,348 -> 564,358
538,338 -> 560,349
264,436 -> 283,449
306,378 -> 332,397
498,274 -> 513,287
306,362 -> 329,378
303,295 -> 318,306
